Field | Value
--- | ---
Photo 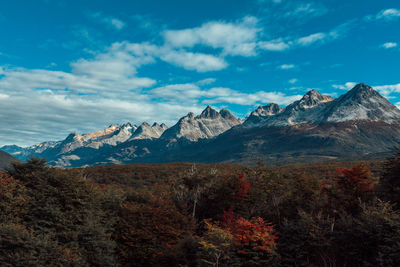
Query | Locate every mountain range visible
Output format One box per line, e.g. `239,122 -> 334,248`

3,83 -> 400,167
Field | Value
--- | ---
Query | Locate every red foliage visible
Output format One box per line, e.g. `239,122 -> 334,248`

221,208 -> 277,254
322,164 -> 374,213
0,172 -> 13,184
233,173 -> 251,200
335,165 -> 373,194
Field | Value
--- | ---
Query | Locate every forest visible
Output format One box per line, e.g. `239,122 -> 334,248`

0,154 -> 400,266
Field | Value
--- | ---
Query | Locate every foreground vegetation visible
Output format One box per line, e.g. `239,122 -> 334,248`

0,156 -> 399,266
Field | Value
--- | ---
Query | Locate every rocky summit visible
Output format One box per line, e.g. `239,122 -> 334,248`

3,83 -> 400,167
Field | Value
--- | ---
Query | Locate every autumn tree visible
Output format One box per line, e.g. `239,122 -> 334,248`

7,158 -> 118,266
115,188 -> 196,266
322,164 -> 374,213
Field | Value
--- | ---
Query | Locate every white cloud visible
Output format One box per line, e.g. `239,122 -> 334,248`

288,78 -> 298,84
91,12 -> 126,30
258,0 -> 282,4
204,89 -> 302,106
376,8 -> 400,21
258,39 -> 291,51
0,93 -> 9,99
0,45 -> 157,96
381,42 -> 398,49
279,64 -> 295,70
331,82 -> 400,99
150,83 -> 203,101
163,16 -> 260,57
374,83 -> 400,97
332,82 -> 357,90
109,18 -> 125,30
120,41 -> 228,72
295,20 -> 354,47
285,3 -> 328,18
297,32 -> 326,46
159,49 -> 227,72
197,78 -> 216,85
149,83 -> 302,106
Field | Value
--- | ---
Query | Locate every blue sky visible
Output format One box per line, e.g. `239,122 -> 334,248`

0,0 -> 400,146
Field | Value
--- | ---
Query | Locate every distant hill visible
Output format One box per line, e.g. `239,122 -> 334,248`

0,150 -> 20,170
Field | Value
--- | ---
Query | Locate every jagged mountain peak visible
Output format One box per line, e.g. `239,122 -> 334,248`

324,83 -> 400,123
199,105 -> 220,119
187,112 -> 195,119
161,106 -> 241,141
251,103 -> 283,117
343,83 -> 377,100
294,89 -> 334,109
121,122 -> 134,128
140,122 -> 150,127
351,82 -> 372,91
219,108 -> 237,120
129,121 -> 167,140
65,132 -> 79,141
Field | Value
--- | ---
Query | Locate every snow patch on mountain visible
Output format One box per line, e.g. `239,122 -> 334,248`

130,122 -> 168,140
244,83 -> 400,127
161,106 -> 241,141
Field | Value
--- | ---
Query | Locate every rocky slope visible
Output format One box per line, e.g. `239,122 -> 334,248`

0,150 -> 20,170
161,106 -> 241,141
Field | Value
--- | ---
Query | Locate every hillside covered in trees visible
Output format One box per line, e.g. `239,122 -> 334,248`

0,156 -> 400,266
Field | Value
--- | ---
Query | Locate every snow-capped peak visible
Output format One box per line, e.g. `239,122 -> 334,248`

244,83 -> 400,127
289,89 -> 334,110
324,83 -> 400,123
251,103 -> 283,117
161,106 -> 241,141
129,121 -> 168,140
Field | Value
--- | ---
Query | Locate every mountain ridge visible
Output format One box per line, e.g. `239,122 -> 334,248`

3,83 -> 400,167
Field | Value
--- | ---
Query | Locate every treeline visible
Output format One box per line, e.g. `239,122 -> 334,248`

0,156 -> 399,266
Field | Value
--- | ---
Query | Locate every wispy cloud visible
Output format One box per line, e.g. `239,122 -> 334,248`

159,49 -> 227,72
297,33 -> 326,46
332,82 -> 357,90
258,0 -> 283,4
381,42 -> 398,49
376,8 -> 400,21
296,20 -> 355,47
150,83 -> 302,106
197,78 -> 216,85
279,64 -> 295,70
374,83 -> 400,97
365,8 -> 400,22
91,12 -> 126,30
331,82 -> 400,99
258,39 -> 291,51
284,2 -> 328,19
